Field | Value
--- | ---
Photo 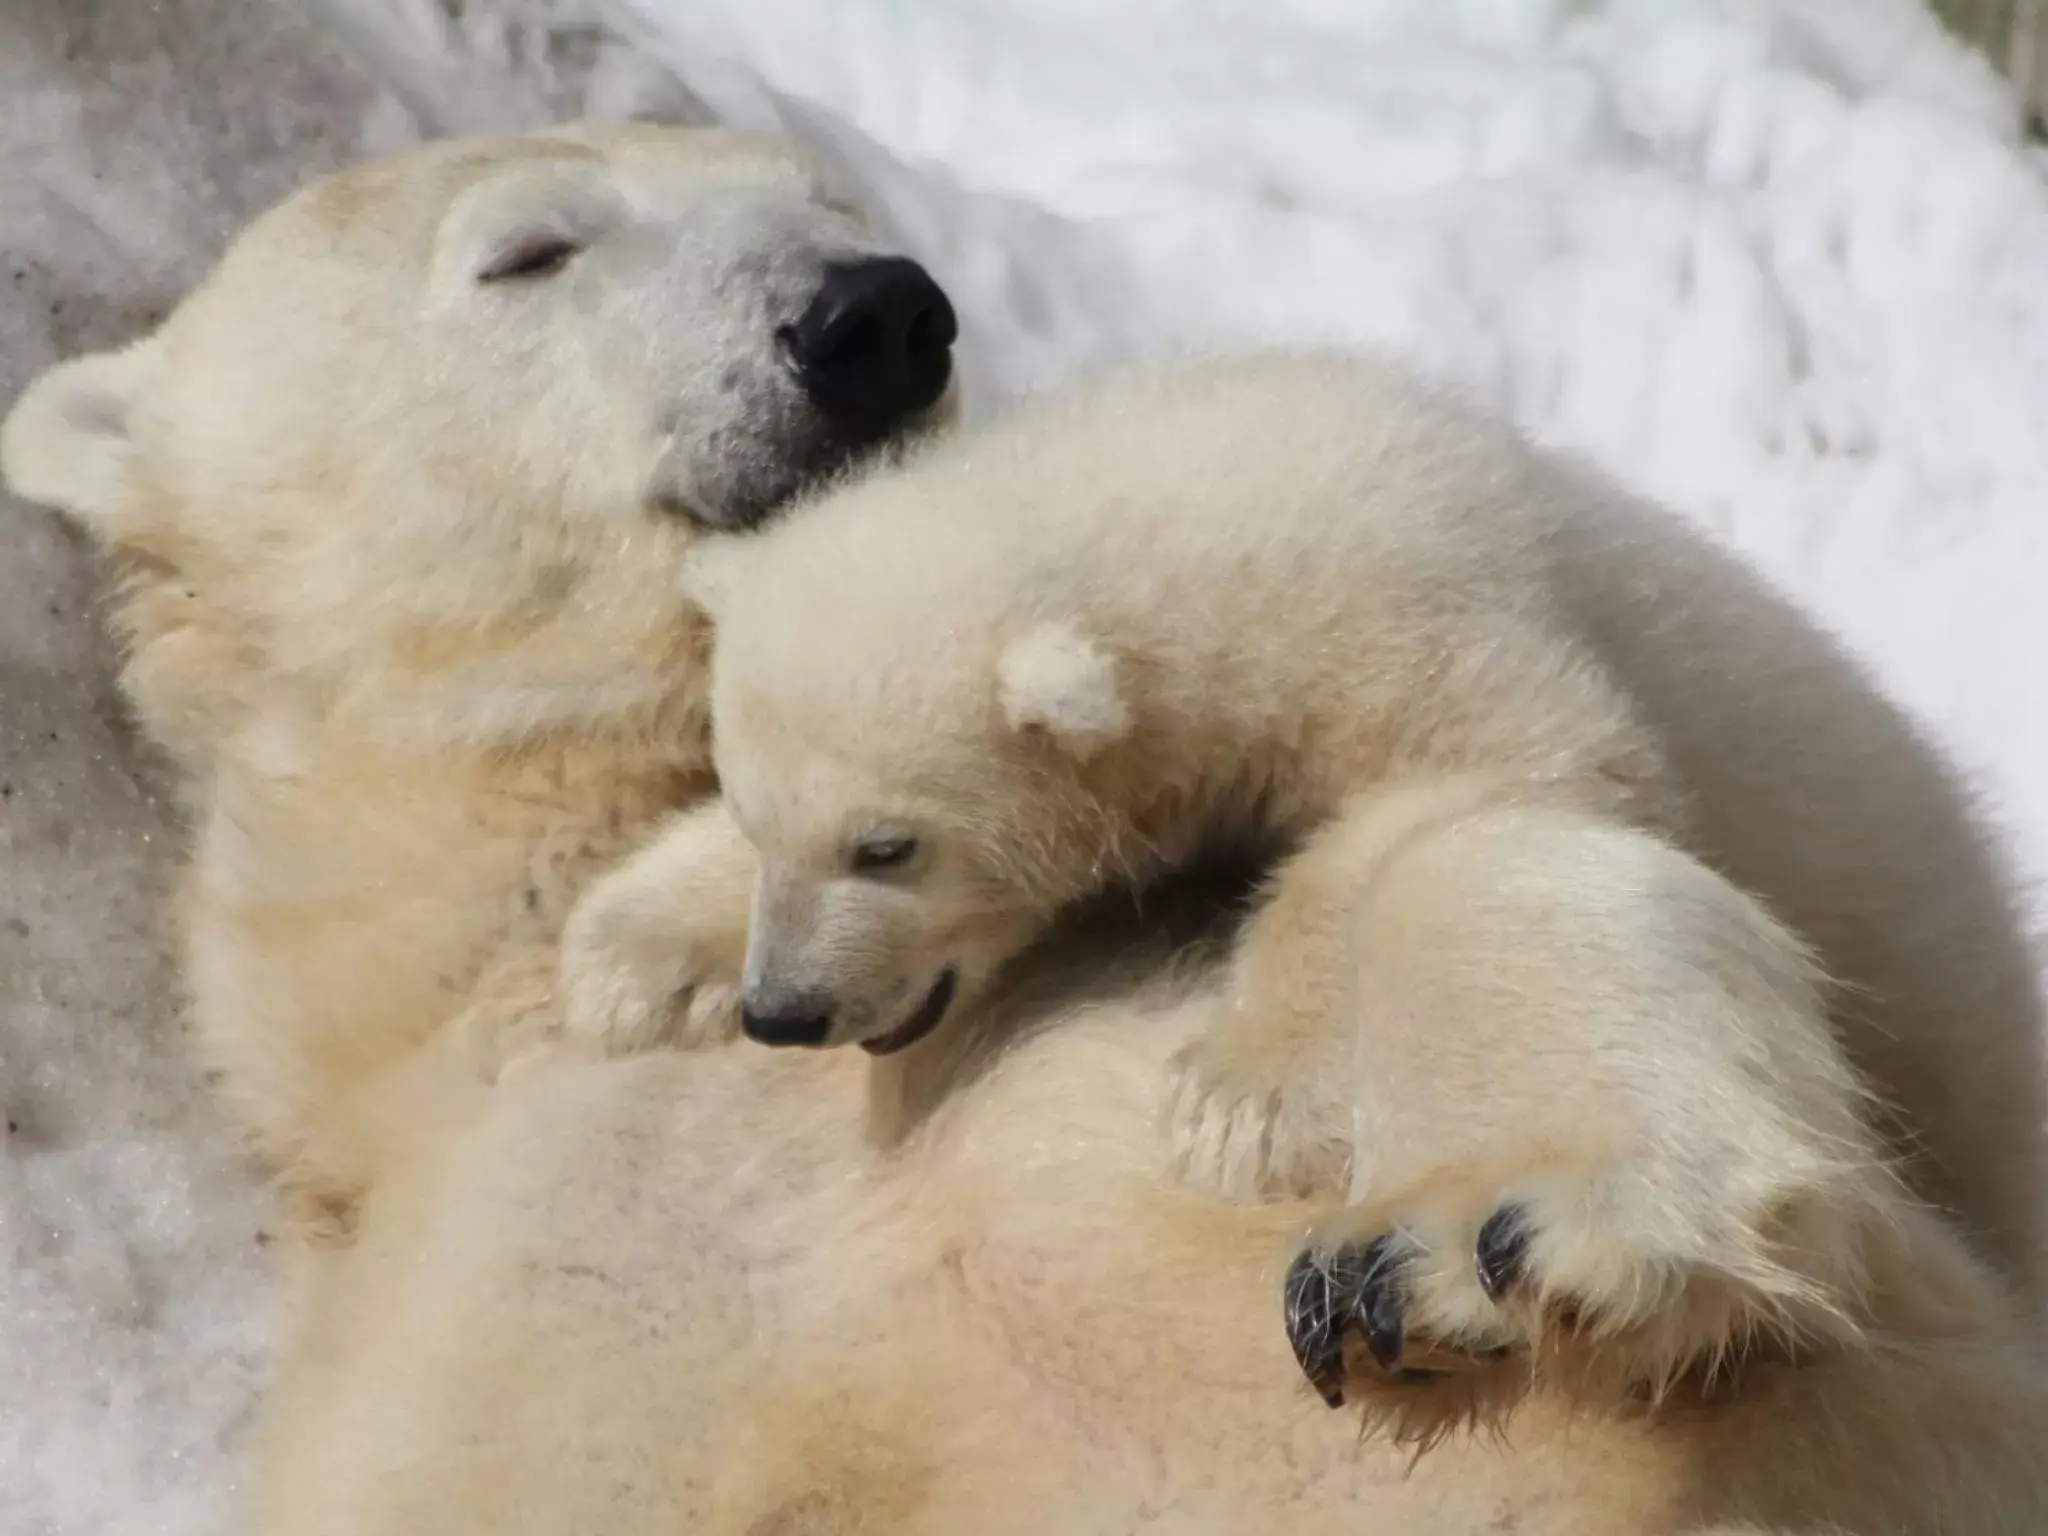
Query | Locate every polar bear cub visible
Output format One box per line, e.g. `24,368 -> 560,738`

566,352 -> 2046,1413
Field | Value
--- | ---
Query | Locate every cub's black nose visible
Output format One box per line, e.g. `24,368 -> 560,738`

740,992 -> 837,1049
783,257 -> 956,437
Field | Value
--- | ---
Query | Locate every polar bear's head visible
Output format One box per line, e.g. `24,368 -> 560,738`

687,509 -> 1142,1057
1,125 -> 957,758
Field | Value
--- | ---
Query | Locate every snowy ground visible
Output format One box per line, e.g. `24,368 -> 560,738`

2,2 -> 2044,1532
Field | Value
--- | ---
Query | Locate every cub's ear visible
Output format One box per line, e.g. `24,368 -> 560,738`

997,620 -> 1130,759
0,340 -> 163,533
678,538 -> 746,622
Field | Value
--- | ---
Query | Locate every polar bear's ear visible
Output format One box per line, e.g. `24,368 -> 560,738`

0,341 -> 162,534
997,621 -> 1131,760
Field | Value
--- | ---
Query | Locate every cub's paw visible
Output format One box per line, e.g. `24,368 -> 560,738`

553,805 -> 758,1055
1161,1019 -> 1352,1204
557,891 -> 743,1055
1280,1168 -> 1871,1439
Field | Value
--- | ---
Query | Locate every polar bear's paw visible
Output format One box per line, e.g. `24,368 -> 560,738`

558,899 -> 744,1055
1160,1020 -> 1354,1205
1278,1162 -> 1873,1441
556,804 -> 758,1055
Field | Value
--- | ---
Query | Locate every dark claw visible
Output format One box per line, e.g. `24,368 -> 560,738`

1286,1220 -> 1537,1410
1283,1247 -> 1352,1408
1283,1234 -> 1417,1407
1475,1206 -> 1533,1303
1356,1235 -> 1408,1370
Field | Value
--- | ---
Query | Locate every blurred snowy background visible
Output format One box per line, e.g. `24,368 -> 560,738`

3,2 -> 2046,1531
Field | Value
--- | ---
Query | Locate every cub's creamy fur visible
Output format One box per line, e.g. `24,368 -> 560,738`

8,129 -> 2045,1531
570,353 -> 2048,1472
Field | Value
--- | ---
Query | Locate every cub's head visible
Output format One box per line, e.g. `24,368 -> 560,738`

0,124 -> 956,764
685,499 -> 1141,1058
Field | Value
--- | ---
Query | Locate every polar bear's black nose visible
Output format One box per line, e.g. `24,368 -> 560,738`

783,257 -> 957,436
740,989 -> 837,1049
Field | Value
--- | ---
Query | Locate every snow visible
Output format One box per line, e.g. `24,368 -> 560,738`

8,2 -> 2048,1532
0,8 -> 407,1532
616,0 -> 2048,907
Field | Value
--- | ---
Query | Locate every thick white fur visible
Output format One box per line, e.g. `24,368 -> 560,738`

7,130 -> 2046,1530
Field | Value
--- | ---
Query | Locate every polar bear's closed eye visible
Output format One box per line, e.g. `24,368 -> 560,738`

430,162 -> 624,303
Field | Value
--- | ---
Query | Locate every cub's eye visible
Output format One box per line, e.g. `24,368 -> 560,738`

850,834 -> 919,874
476,231 -> 583,284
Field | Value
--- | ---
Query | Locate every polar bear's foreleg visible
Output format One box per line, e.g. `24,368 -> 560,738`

1167,782 -> 1920,1430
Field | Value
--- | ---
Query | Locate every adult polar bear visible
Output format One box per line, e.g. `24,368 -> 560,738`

4,126 -> 2044,1534
1,121 -> 959,1223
